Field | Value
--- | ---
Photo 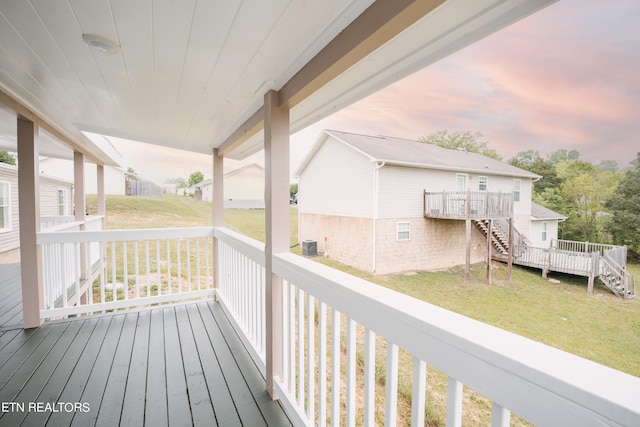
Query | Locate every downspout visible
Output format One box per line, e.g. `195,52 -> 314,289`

372,161 -> 385,273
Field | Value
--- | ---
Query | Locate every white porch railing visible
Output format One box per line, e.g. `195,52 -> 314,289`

213,227 -> 640,427
37,225 -> 214,319
40,215 -> 75,229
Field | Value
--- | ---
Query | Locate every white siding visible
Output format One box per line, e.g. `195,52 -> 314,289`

39,158 -> 125,195
529,219 -> 560,248
0,164 -> 74,254
40,177 -> 73,216
378,166 -> 431,218
378,167 -> 534,220
0,168 -> 19,253
225,165 -> 264,200
299,136 -> 374,218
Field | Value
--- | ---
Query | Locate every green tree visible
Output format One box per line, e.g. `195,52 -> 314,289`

556,160 -> 622,242
605,153 -> 640,252
419,130 -> 502,160
510,151 -> 561,197
290,183 -> 298,198
188,171 -> 204,187
509,149 -> 542,168
0,151 -> 16,165
548,149 -> 580,165
598,160 -> 619,173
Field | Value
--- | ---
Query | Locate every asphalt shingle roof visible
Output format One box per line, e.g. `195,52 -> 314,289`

323,130 -> 541,179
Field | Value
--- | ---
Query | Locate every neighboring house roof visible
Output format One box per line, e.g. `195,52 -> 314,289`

224,163 -> 264,178
0,161 -> 73,185
198,164 -> 265,189
295,130 -> 541,179
531,202 -> 567,221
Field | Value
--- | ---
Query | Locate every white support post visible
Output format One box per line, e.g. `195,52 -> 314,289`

17,116 -> 43,328
212,148 -> 224,296
74,151 -> 88,284
264,89 -> 290,399
446,377 -> 463,427
97,164 -> 106,227
491,402 -> 511,427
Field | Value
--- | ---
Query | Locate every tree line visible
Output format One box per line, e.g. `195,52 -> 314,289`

420,131 -> 640,255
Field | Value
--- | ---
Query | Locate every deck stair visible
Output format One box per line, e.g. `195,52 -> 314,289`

473,219 -> 509,255
472,220 -> 636,299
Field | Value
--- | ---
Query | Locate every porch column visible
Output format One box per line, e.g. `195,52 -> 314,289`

264,89 -> 289,398
17,116 -> 43,329
212,148 -> 224,295
74,151 -> 87,281
74,151 -> 86,221
96,164 -> 106,227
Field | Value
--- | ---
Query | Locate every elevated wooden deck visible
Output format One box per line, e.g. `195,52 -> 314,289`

0,264 -> 292,426
424,190 -> 513,220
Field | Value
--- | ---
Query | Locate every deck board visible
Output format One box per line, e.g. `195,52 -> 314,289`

117,310 -> 151,427
0,263 -> 23,330
187,303 -> 241,426
0,261 -> 292,427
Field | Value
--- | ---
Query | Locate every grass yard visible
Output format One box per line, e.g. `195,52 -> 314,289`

89,194 -> 640,425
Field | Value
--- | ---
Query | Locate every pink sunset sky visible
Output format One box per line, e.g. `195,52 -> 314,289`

112,0 -> 640,184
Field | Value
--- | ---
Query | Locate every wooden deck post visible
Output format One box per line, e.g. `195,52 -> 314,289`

486,219 -> 492,284
97,164 -> 106,227
17,116 -> 43,329
264,89 -> 289,399
465,188 -> 471,288
507,218 -> 513,282
587,251 -> 598,294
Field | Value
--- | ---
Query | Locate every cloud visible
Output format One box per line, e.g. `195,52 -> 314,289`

309,0 -> 640,167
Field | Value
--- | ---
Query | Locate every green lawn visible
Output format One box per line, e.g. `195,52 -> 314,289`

88,194 -> 640,424
89,194 -> 640,376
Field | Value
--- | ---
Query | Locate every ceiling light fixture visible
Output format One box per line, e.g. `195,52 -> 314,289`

82,34 -> 121,54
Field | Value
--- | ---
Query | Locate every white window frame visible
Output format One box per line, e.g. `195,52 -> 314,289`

478,176 -> 488,191
513,179 -> 521,202
456,174 -> 468,192
396,221 -> 411,241
58,188 -> 69,216
0,181 -> 11,233
541,221 -> 548,242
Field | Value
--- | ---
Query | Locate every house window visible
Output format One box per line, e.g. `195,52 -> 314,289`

397,222 -> 411,241
58,189 -> 68,215
478,176 -> 488,191
0,181 -> 11,232
541,221 -> 548,242
456,174 -> 467,192
513,179 -> 521,202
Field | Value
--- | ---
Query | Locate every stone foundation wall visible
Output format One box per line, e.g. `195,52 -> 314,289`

300,213 -> 488,274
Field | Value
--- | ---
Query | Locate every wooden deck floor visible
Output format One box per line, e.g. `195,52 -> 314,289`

0,264 -> 23,330
0,264 -> 292,426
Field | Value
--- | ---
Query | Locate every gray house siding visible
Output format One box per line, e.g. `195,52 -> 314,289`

0,164 -> 73,254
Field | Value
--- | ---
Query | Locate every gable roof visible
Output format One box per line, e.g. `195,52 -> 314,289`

295,130 -> 541,179
531,202 -> 567,221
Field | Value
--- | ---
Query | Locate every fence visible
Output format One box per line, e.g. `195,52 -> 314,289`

126,179 -> 163,197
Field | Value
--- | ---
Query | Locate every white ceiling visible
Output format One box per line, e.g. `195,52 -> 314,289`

0,0 -> 556,165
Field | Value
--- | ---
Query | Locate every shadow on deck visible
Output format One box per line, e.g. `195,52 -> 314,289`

0,263 -> 291,426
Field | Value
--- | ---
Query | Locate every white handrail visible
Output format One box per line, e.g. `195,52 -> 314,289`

213,228 -> 640,426
271,251 -> 640,426
37,226 -> 215,318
